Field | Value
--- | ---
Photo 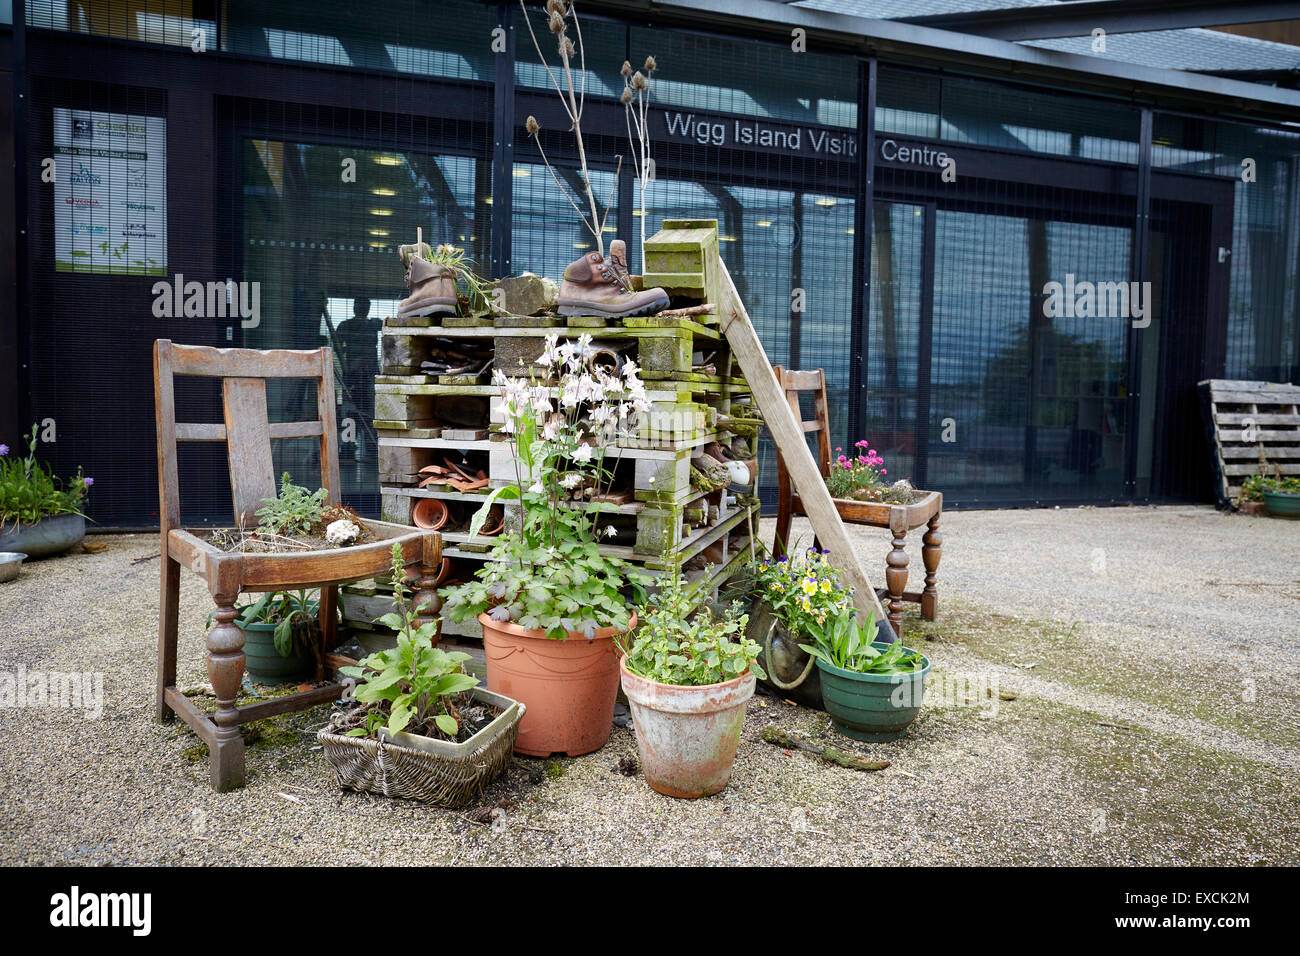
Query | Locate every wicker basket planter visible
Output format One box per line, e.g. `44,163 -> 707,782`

317,688 -> 524,807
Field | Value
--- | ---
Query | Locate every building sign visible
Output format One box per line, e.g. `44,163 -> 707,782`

877,138 -> 952,169
658,110 -> 858,159
53,108 -> 167,276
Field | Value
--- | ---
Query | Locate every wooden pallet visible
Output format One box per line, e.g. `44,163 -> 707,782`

1200,378 -> 1300,506
346,220 -> 761,638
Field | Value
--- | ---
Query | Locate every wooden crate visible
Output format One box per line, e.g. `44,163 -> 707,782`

1200,378 -> 1300,506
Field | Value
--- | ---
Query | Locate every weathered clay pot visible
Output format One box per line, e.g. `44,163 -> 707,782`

412,497 -> 450,531
479,612 -> 635,757
0,513 -> 86,559
619,658 -> 754,798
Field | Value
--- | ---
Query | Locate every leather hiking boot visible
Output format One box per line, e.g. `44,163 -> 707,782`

398,253 -> 457,318
557,239 -> 669,318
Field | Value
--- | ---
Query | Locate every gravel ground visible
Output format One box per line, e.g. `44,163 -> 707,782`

1,505 -> 1297,866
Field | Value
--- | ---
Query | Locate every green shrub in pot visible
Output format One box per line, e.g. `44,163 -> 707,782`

799,607 -> 931,742
0,424 -> 93,557
617,565 -> 766,797
208,588 -> 322,682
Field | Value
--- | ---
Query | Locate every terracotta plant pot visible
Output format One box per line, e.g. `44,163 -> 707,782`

412,497 -> 450,531
479,611 -> 636,757
619,658 -> 755,798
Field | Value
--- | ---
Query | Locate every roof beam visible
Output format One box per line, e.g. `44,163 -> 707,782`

899,0 -> 1300,43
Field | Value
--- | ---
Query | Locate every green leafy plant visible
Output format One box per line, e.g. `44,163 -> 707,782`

748,547 -> 853,638
441,335 -> 650,640
254,472 -> 328,535
0,424 -> 93,528
221,590 -> 321,657
1242,473 -> 1300,501
340,544 -> 478,740
620,556 -> 765,686
798,606 -> 925,675
428,242 -> 494,313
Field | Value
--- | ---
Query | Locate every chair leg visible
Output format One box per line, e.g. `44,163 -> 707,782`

206,593 -> 246,792
774,496 -> 792,560
921,513 -> 942,620
317,584 -> 339,681
156,554 -> 181,721
413,562 -> 444,647
885,529 -> 909,640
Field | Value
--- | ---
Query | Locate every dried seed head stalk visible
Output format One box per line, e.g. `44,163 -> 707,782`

622,51 -> 659,268
518,0 -> 608,254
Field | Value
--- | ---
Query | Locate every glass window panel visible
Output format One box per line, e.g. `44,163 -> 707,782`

929,210 -> 1131,502
510,161 -> 620,280
242,140 -> 490,517
630,26 -> 857,129
879,67 -> 1140,164
28,0 -> 215,48
514,7 -> 625,98
223,0 -> 496,79
868,201 -> 925,484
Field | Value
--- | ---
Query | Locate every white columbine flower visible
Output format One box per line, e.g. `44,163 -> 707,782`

604,525 -> 618,538
572,444 -> 594,464
560,472 -> 584,490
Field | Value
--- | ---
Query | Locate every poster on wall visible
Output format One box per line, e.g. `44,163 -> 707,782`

53,108 -> 167,276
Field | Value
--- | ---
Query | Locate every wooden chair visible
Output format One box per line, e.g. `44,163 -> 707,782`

154,340 -> 443,791
772,367 -> 943,640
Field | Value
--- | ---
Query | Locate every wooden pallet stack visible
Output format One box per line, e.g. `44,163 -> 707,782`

1200,378 -> 1300,507
341,220 -> 761,644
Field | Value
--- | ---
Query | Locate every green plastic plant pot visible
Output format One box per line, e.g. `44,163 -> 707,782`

236,603 -> 319,683
815,644 -> 931,742
1262,490 -> 1300,520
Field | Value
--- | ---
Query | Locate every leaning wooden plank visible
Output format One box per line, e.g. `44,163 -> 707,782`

714,257 -> 887,624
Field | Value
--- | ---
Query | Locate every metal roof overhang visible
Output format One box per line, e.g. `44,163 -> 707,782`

582,0 -> 1300,124
899,0 -> 1300,43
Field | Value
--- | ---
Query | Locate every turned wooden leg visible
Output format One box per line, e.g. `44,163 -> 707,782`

921,513 -> 942,621
316,584 -> 338,681
412,565 -> 444,646
156,552 -> 181,721
885,528 -> 909,640
206,594 -> 247,792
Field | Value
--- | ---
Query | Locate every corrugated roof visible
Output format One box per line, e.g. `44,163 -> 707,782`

1026,28 -> 1300,74
792,0 -> 1300,74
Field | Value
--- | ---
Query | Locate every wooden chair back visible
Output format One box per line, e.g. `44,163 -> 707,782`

773,367 -> 833,480
153,341 -> 341,534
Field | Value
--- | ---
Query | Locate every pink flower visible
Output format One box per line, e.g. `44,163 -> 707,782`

880,468 -> 887,475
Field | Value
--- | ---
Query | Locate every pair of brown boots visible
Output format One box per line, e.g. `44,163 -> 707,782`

397,239 -> 668,320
